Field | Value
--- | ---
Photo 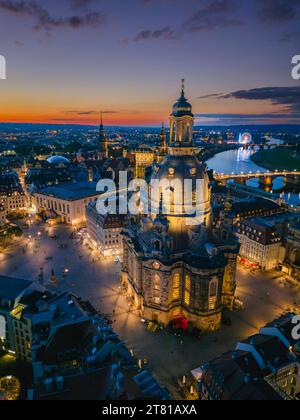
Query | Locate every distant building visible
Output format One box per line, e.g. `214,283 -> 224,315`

0,155 -> 24,181
237,218 -> 282,270
211,184 -> 284,224
0,170 -> 27,214
130,144 -> 157,178
25,156 -> 88,192
86,201 -> 126,258
82,157 -> 132,184
0,204 -> 6,226
34,182 -> 102,226
127,125 -> 169,178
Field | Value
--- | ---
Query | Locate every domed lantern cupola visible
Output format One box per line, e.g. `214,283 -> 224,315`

169,79 -> 194,148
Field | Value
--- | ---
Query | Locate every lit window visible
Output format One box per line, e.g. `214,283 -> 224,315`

153,274 -> 161,291
184,275 -> 191,306
173,273 -> 180,300
209,277 -> 218,311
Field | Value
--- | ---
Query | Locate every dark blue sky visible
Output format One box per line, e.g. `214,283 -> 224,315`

0,0 -> 299,125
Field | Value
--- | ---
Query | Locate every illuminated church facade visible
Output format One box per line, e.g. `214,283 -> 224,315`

121,83 -> 239,331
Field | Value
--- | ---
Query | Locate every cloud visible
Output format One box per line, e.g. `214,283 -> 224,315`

0,0 -> 106,32
63,110 -> 119,116
199,86 -> 300,116
134,26 -> 176,41
258,0 -> 300,23
130,0 -> 242,42
194,112 -> 300,125
197,92 -> 225,99
181,0 -> 242,33
196,113 -> 295,120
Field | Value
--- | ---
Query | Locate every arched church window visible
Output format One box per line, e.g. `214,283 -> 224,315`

208,277 -> 218,310
209,277 -> 218,297
153,274 -> 161,291
172,273 -> 180,301
184,275 -> 191,306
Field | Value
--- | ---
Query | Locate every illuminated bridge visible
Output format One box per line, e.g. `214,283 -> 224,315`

214,170 -> 300,187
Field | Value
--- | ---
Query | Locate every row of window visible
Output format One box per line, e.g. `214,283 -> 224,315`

151,273 -> 218,309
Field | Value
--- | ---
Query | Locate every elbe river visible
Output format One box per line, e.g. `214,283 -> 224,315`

207,147 -> 300,207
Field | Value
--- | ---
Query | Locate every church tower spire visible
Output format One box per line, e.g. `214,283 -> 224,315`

169,80 -> 194,149
98,112 -> 108,160
181,78 -> 185,98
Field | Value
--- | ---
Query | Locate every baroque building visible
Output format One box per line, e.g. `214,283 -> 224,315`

121,83 -> 239,331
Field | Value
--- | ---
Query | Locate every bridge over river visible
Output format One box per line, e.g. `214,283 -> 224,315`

207,148 -> 300,206
214,169 -> 300,187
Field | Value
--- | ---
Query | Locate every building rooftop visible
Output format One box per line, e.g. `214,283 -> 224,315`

26,292 -> 93,328
37,182 -> 99,201
46,155 -> 71,166
262,313 -> 300,347
239,334 -> 292,369
29,367 -> 112,401
200,350 -> 282,401
237,218 -> 281,245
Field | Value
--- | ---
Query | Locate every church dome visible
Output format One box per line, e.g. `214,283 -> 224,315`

152,154 -> 206,182
150,154 -> 211,226
172,94 -> 193,118
171,82 -> 194,118
47,155 -> 70,166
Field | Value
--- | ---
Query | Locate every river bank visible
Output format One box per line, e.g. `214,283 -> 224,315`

251,147 -> 300,171
202,144 -> 240,161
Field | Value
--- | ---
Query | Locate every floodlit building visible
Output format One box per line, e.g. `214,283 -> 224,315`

0,170 -> 27,214
121,83 -> 239,331
34,181 -> 102,226
0,204 -> 6,226
86,201 -> 126,257
0,276 -> 33,354
237,218 -> 282,270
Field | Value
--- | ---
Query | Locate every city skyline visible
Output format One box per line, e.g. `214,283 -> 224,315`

0,0 -> 299,126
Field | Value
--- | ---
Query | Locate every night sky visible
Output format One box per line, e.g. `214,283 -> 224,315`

0,0 -> 299,126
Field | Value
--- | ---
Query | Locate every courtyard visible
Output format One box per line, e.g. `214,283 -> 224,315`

0,221 -> 300,398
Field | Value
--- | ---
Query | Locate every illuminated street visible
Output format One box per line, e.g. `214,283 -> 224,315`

1,221 -> 299,398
